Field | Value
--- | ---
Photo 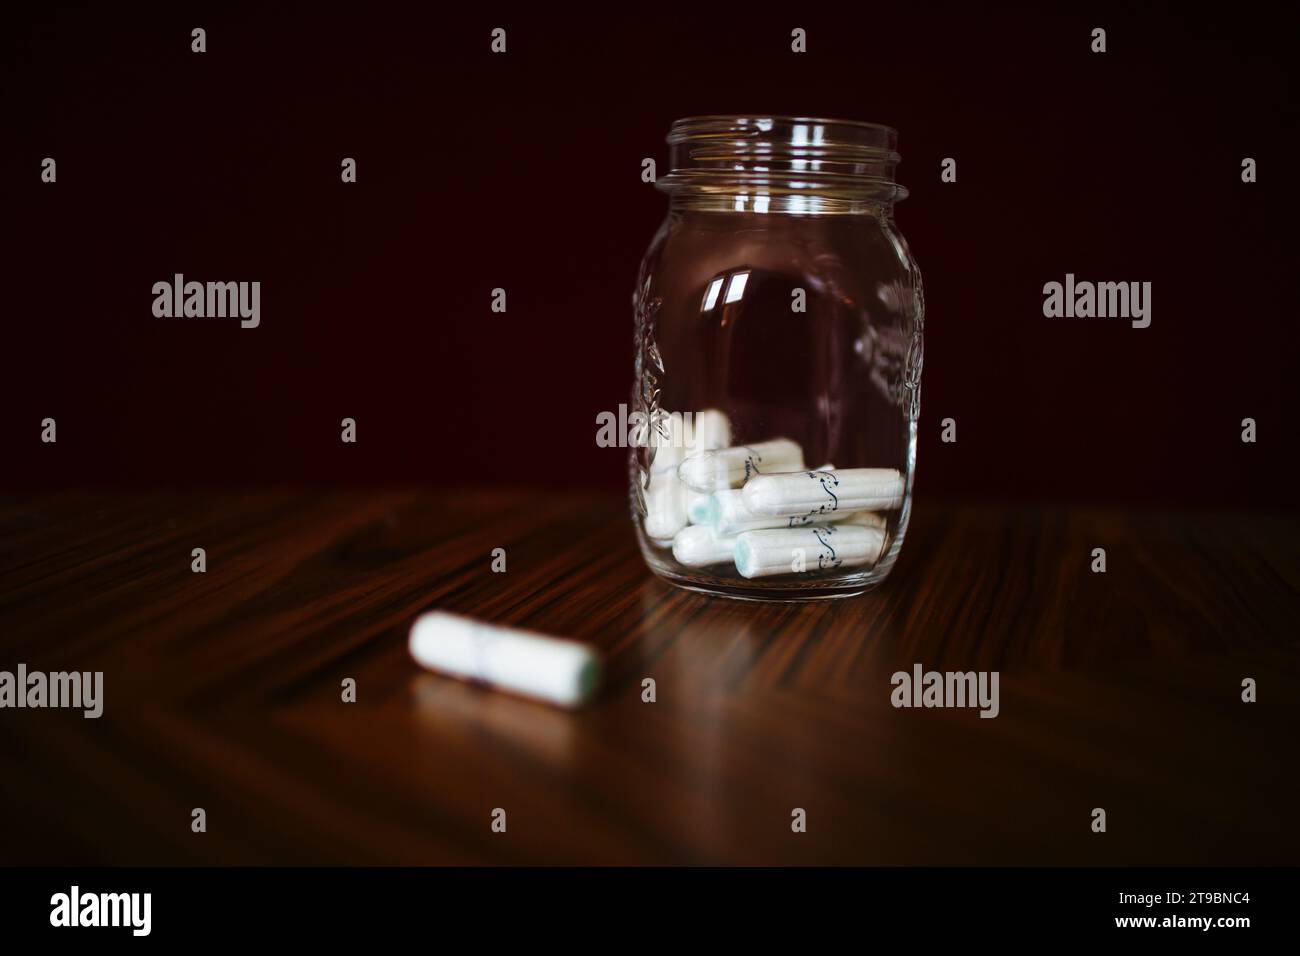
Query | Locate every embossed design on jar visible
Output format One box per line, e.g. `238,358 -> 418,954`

631,273 -> 664,516
902,245 -> 926,424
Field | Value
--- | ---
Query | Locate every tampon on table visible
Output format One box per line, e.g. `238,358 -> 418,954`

408,610 -> 600,707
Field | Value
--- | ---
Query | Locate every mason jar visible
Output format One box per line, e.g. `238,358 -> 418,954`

630,115 -> 924,601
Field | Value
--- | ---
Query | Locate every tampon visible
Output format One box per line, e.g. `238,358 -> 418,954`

741,467 -> 905,518
690,408 -> 732,454
709,488 -> 843,535
672,524 -> 738,567
649,408 -> 730,473
686,489 -> 713,525
409,611 -> 600,707
680,410 -> 731,523
678,438 -> 805,492
837,510 -> 887,531
648,410 -> 693,472
733,524 -> 886,579
643,465 -> 688,540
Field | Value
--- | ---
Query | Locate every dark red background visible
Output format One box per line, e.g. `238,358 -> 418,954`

3,2 -> 1297,503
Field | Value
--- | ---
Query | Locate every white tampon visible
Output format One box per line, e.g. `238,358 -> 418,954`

689,408 -> 732,453
681,410 -> 731,523
741,467 -> 905,518
672,524 -> 738,567
643,465 -> 688,540
648,410 -> 693,472
686,489 -> 713,525
678,438 -> 805,492
408,611 -> 600,707
709,488 -> 843,535
837,510 -> 887,531
649,408 -> 730,473
733,524 -> 886,579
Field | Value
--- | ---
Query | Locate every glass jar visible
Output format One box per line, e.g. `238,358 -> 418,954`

630,115 -> 924,601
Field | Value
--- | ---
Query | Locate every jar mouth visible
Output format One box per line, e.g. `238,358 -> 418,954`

659,115 -> 906,209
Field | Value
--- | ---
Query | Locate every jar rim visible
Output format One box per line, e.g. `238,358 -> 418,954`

666,114 -> 899,140
659,115 -> 905,210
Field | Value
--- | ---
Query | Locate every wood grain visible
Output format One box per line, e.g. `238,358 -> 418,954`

0,490 -> 1297,865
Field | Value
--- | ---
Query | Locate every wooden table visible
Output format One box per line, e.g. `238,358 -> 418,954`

1,491 -> 1297,865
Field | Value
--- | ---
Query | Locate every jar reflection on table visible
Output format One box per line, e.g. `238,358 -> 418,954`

630,116 -> 924,601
